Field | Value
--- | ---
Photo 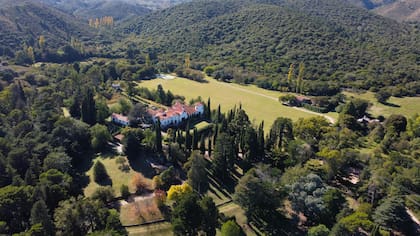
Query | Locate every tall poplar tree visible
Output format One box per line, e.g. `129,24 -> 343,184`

296,62 -> 305,94
287,63 -> 295,91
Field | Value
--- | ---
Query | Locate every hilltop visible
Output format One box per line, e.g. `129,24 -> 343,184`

122,0 -> 420,95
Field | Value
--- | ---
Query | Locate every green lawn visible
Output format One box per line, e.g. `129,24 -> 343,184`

343,91 -> 420,118
61,107 -> 70,117
137,76 -> 321,133
84,154 -> 153,197
194,121 -> 213,132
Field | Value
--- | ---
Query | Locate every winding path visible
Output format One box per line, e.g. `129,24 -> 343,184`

222,82 -> 336,123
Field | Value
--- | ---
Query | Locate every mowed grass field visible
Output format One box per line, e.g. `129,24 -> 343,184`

138,76 -> 323,132
343,91 -> 420,118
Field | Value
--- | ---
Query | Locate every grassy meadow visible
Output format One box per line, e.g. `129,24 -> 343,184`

137,76 -> 321,132
343,91 -> 420,118
83,154 -> 154,198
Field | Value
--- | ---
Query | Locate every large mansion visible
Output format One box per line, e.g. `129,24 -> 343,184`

148,101 -> 204,128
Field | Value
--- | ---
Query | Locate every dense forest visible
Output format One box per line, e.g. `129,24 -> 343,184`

122,0 -> 420,96
0,0 -> 420,235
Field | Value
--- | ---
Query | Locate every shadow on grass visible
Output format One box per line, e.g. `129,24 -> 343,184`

96,175 -> 113,186
382,101 -> 400,107
251,211 -> 303,236
207,170 -> 236,197
127,152 -> 157,179
72,153 -> 94,195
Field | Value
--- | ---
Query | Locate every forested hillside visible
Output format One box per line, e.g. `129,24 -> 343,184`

0,0 -> 92,56
346,0 -> 420,22
122,0 -> 420,96
39,0 -> 151,21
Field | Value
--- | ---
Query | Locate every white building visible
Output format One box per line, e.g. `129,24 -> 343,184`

148,101 -> 204,128
111,113 -> 130,126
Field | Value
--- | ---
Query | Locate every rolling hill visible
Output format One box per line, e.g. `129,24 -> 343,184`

0,0 -> 92,52
39,0 -> 191,21
39,0 -> 151,21
373,0 -> 420,22
346,0 -> 420,22
122,0 -> 420,95
345,0 -> 397,9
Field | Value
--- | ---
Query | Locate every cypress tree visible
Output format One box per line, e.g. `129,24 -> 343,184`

199,135 -> 206,154
206,98 -> 211,120
257,121 -> 265,160
155,120 -> 163,153
81,87 -> 96,125
69,96 -> 81,118
192,128 -> 199,150
208,139 -> 212,157
217,105 -> 221,123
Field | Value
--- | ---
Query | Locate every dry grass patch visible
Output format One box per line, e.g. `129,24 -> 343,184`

126,222 -> 173,236
120,197 -> 164,226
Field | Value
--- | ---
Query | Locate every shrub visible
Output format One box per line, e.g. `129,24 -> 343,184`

120,184 -> 130,199
93,161 -> 109,183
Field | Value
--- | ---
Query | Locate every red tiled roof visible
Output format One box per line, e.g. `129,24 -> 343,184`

184,106 -> 197,115
114,134 -> 124,141
296,96 -> 311,102
148,102 -> 203,120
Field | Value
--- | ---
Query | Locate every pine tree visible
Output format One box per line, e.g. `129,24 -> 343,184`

30,200 -> 53,235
